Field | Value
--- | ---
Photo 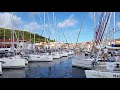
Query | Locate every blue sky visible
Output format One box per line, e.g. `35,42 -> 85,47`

0,12 -> 120,43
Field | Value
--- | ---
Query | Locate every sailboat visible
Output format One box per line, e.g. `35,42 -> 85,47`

72,12 -> 111,69
72,15 -> 94,69
85,12 -> 120,78
50,13 -> 61,59
28,12 -> 53,62
0,12 -> 26,68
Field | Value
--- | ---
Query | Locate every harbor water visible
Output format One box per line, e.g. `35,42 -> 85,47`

0,53 -> 86,78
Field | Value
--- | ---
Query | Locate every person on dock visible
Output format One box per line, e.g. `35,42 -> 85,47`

103,47 -> 108,61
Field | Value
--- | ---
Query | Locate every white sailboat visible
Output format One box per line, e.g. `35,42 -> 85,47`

85,69 -> 120,78
15,55 -> 28,65
28,54 -> 53,62
85,12 -> 120,78
72,58 -> 94,69
28,12 -> 53,62
72,16 -> 91,68
0,12 -> 26,68
51,13 -> 61,59
0,56 -> 25,68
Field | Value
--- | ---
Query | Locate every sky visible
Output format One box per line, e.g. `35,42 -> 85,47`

0,12 -> 120,43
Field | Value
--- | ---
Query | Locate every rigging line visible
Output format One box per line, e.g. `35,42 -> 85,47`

9,12 -> 14,48
96,12 -> 112,62
38,12 -> 45,42
75,16 -> 85,49
3,27 -> 5,48
61,27 -> 71,50
98,13 -> 107,45
46,12 -> 52,43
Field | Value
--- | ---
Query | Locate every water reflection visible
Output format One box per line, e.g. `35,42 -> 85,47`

26,57 -> 72,78
0,69 -> 25,78
0,54 -> 86,78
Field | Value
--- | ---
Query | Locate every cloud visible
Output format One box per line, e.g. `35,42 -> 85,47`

57,14 -> 78,28
23,22 -> 50,33
0,12 -> 49,33
23,22 -> 43,32
117,22 -> 120,28
0,12 -> 22,29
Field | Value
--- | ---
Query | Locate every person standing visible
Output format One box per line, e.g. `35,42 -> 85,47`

103,47 -> 108,61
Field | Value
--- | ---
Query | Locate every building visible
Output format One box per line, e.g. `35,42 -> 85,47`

0,39 -> 29,51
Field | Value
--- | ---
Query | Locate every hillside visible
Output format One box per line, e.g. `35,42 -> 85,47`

0,28 -> 55,43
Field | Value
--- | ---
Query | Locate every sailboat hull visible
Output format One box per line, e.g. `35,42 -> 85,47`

85,70 -> 120,78
28,54 -> 53,62
72,58 -> 94,69
0,57 -> 25,68
67,51 -> 74,55
53,53 -> 61,59
15,55 -> 28,65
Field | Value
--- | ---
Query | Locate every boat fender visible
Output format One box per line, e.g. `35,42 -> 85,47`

116,63 -> 120,68
92,60 -> 97,68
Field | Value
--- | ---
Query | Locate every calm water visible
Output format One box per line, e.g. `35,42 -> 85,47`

0,53 -> 86,78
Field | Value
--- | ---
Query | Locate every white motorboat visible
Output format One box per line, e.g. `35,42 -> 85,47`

28,54 -> 53,62
0,56 -> 26,68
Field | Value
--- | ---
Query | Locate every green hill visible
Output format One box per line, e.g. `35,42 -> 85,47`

0,28 -> 55,43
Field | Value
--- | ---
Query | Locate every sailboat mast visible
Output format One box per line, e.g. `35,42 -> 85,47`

9,12 -> 14,52
30,24 -> 31,44
4,28 -> 5,48
96,12 -> 112,61
44,12 -> 46,52
46,12 -> 51,50
53,12 -> 56,51
75,16 -> 84,48
32,12 -> 35,52
23,29 -> 24,50
93,12 -> 96,48
113,12 -> 115,44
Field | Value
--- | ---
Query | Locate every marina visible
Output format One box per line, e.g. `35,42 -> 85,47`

0,12 -> 120,78
0,53 -> 86,78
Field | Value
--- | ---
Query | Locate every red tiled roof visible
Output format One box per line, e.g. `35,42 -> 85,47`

0,39 -> 27,42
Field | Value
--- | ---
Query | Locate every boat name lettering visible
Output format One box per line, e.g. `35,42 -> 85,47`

113,74 -> 120,78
